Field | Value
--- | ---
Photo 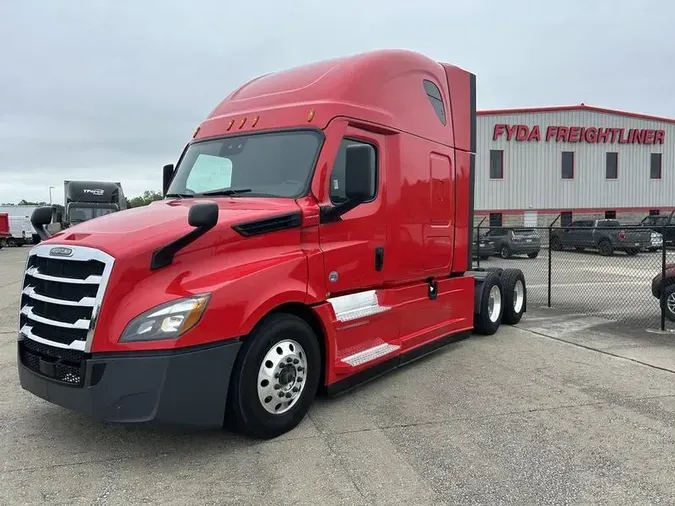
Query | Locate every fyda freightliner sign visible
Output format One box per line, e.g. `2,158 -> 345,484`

493,124 -> 665,145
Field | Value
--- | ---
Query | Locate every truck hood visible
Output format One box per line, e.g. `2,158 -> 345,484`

42,197 -> 303,259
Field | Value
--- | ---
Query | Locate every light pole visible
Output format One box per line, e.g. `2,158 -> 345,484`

49,186 -> 54,205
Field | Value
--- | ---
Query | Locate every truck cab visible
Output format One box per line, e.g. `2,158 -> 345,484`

63,180 -> 127,225
18,50 -> 526,439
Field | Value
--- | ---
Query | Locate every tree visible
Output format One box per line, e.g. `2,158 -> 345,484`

125,190 -> 163,208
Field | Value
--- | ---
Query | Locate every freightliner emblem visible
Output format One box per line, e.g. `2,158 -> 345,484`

50,247 -> 74,257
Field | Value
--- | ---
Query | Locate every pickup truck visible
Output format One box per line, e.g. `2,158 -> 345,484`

550,219 -> 652,256
639,212 -> 675,247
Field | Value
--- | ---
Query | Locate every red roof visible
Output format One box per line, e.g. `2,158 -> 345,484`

477,103 -> 675,125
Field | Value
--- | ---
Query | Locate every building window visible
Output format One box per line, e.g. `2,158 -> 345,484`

651,153 -> 662,179
489,212 -> 502,227
606,152 -> 618,179
561,152 -> 574,179
489,150 -> 503,179
650,209 -> 660,216
422,80 -> 446,125
605,210 -> 616,219
561,211 -> 573,227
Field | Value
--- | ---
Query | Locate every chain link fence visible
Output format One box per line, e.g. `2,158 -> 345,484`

473,219 -> 673,332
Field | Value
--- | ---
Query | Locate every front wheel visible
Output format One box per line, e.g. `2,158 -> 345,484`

500,245 -> 512,259
226,313 -> 321,439
527,251 -> 539,259
550,237 -> 562,251
662,285 -> 675,323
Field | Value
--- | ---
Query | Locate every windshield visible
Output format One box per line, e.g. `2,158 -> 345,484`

167,130 -> 323,198
68,206 -> 116,223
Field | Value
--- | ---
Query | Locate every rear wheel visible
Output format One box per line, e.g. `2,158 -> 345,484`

501,268 -> 526,325
226,313 -> 321,439
500,245 -> 512,259
625,248 -> 638,256
598,239 -> 613,256
550,237 -> 562,251
473,272 -> 504,335
527,251 -> 539,259
6,238 -> 16,247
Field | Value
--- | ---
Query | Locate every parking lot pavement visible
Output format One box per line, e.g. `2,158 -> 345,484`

3,247 -> 675,504
478,248 -> 672,330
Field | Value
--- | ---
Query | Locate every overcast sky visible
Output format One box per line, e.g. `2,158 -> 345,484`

1,0 -> 673,204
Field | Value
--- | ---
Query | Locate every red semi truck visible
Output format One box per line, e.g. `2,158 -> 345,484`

19,49 -> 527,439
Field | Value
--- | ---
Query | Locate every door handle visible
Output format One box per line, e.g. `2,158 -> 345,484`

375,246 -> 384,271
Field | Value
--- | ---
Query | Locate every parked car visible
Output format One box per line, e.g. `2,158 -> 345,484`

651,264 -> 675,321
484,227 -> 541,259
550,219 -> 652,256
640,212 -> 675,246
472,231 -> 495,260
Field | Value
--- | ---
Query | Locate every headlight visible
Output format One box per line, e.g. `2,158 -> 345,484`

119,294 -> 210,342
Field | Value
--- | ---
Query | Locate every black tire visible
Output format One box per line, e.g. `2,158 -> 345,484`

550,236 -> 562,251
500,245 -> 512,259
661,284 -> 675,323
473,272 -> 504,335
501,268 -> 526,325
527,251 -> 539,259
598,239 -> 613,256
225,313 -> 321,439
625,248 -> 638,256
575,246 -> 585,253
7,238 -> 16,247
480,255 -> 489,260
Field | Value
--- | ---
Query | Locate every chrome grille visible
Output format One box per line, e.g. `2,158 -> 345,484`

19,244 -> 115,353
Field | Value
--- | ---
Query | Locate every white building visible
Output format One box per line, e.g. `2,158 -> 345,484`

474,104 -> 674,228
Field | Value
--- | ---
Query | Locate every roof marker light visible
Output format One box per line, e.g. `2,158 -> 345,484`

227,119 -> 235,131
192,126 -> 200,138
307,109 -> 315,122
251,116 -> 259,127
239,117 -> 247,129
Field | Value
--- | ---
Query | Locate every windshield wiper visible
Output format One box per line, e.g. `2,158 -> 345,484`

165,193 -> 194,198
199,188 -> 253,196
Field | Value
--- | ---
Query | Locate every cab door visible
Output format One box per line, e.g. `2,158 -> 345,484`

318,127 -> 388,295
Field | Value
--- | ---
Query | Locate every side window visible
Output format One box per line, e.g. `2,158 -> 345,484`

185,154 -> 233,193
489,212 -> 503,228
330,139 -> 377,204
561,212 -> 573,227
422,80 -> 447,125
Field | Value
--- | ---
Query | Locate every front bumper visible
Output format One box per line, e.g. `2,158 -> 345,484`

18,336 -> 242,428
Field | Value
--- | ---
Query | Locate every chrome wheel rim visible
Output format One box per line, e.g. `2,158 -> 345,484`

668,293 -> 675,315
513,279 -> 524,313
488,285 -> 502,323
257,339 -> 307,415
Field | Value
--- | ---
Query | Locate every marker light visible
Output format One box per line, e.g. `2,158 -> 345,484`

119,295 -> 211,342
192,126 -> 201,138
307,109 -> 315,122
227,119 -> 235,131
251,116 -> 259,127
239,117 -> 247,129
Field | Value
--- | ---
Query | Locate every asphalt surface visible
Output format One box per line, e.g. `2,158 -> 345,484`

476,247 -> 673,331
3,246 -> 675,505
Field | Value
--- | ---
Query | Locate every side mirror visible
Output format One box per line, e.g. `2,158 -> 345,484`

31,206 -> 54,240
150,202 -> 219,271
345,145 -> 375,203
188,201 -> 219,228
162,164 -> 175,196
